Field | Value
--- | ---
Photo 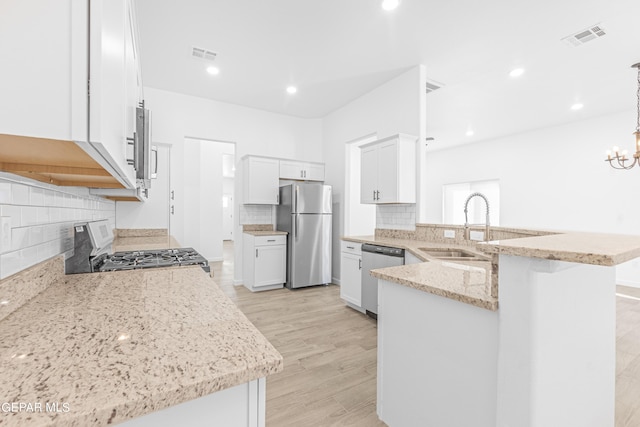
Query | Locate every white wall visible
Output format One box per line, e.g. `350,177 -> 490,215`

322,65 -> 426,283
115,144 -> 171,230
142,87 -> 323,282
423,109 -> 640,286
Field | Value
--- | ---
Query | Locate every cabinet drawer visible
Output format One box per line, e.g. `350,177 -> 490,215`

255,235 -> 286,246
341,240 -> 362,255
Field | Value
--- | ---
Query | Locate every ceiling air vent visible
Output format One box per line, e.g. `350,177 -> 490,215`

562,24 -> 606,47
425,79 -> 444,94
191,46 -> 217,61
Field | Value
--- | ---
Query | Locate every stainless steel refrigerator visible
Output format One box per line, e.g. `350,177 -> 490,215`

277,183 -> 332,289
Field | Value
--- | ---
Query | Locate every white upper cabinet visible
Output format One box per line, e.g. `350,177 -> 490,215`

242,156 -> 280,204
360,134 -> 417,204
0,0 -> 140,189
279,160 -> 325,181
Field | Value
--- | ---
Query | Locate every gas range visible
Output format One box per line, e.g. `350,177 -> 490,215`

65,220 -> 210,275
97,248 -> 210,273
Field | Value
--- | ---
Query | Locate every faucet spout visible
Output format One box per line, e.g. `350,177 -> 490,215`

463,192 -> 490,242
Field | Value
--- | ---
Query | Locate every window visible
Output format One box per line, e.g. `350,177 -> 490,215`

442,180 -> 499,226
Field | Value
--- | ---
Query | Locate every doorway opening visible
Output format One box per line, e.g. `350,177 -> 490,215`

182,137 -> 235,262
344,133 -> 377,236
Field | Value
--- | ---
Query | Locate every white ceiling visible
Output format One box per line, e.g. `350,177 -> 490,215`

134,0 -> 640,148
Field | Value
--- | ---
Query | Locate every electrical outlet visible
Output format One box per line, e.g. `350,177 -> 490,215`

1,217 -> 11,252
444,229 -> 456,239
470,230 -> 484,241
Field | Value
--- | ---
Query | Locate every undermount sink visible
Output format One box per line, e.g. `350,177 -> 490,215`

419,248 -> 490,261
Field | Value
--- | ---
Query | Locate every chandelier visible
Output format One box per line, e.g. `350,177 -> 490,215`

605,63 -> 640,170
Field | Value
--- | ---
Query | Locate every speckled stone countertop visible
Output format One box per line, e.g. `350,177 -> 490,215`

0,246 -> 283,426
242,230 -> 288,236
112,235 -> 182,252
480,231 -> 640,266
343,235 -> 497,310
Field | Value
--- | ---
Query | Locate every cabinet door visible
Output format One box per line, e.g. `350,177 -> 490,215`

377,140 -> 398,203
244,157 -> 279,204
360,145 -> 378,204
305,163 -> 325,181
340,252 -> 362,306
279,160 -> 304,180
89,0 -> 136,188
254,245 -> 286,287
0,0 -> 81,141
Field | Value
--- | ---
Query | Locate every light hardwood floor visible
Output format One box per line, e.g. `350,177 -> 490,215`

213,241 -> 640,427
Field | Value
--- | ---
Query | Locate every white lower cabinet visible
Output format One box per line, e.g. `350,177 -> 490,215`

243,234 -> 286,292
340,240 -> 363,311
119,378 -> 266,427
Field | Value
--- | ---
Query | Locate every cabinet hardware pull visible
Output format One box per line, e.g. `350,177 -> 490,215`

376,190 -> 380,200
256,249 -> 258,258
373,190 -> 375,200
347,246 -> 354,249
171,190 -> 174,200
300,170 -> 303,178
304,170 -> 306,178
276,193 -> 279,204
359,259 -> 362,270
171,205 -> 174,215
267,239 -> 275,242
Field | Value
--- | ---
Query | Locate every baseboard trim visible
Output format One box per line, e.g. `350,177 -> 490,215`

617,279 -> 640,288
233,279 -> 244,286
332,277 -> 341,286
209,257 -> 223,262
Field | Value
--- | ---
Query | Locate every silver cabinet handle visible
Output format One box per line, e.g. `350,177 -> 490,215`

256,249 -> 258,258
376,190 -> 380,200
359,259 -> 362,270
171,190 -> 174,200
276,193 -> 279,204
171,205 -> 174,215
151,145 -> 158,179
267,239 -> 275,242
303,170 -> 306,178
373,190 -> 375,201
347,246 -> 355,249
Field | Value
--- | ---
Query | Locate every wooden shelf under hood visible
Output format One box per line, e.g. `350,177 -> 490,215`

0,134 -> 125,188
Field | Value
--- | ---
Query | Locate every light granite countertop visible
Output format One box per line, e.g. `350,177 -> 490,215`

342,235 -> 497,310
0,240 -> 283,426
343,229 -> 640,311
242,230 -> 288,237
480,231 -> 640,266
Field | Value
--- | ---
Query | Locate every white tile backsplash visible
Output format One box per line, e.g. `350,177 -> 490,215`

239,205 -> 273,225
0,174 -> 115,279
376,204 -> 416,231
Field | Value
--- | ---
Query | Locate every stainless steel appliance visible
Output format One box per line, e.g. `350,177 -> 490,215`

65,220 -> 209,274
276,183 -> 332,289
361,244 -> 405,317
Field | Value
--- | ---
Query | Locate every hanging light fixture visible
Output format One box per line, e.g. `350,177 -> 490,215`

605,63 -> 640,169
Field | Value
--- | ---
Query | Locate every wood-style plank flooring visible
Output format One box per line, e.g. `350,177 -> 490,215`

212,241 -> 640,427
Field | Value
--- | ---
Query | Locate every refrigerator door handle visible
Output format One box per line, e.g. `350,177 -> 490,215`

295,213 -> 300,242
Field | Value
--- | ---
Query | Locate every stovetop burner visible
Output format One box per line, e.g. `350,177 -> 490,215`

96,247 -> 210,274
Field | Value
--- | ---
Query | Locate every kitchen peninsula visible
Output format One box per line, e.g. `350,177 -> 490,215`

0,234 -> 283,427
346,224 -> 640,427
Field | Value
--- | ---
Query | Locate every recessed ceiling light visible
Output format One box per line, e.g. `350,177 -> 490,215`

286,86 -> 297,94
466,130 -> 474,137
206,66 -> 220,75
382,0 -> 399,11
570,103 -> 584,111
509,68 -> 525,78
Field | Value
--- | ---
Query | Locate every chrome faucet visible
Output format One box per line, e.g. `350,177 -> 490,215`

463,192 -> 490,242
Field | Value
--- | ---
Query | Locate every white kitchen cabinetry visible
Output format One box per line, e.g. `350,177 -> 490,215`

242,156 -> 280,204
243,234 -> 286,292
340,240 -> 364,312
0,0 -> 140,189
279,160 -> 325,181
360,134 -> 417,204
119,378 -> 266,427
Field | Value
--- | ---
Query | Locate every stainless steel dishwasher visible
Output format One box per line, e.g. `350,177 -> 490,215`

361,244 -> 405,318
